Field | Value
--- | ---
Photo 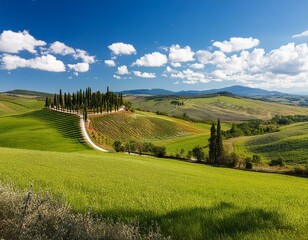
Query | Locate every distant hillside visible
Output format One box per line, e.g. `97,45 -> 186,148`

121,85 -> 286,97
232,122 -> 308,165
4,89 -> 53,98
127,95 -> 308,122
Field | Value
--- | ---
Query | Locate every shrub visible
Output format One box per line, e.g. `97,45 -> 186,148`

192,146 -> 205,162
269,158 -> 285,167
0,183 -> 168,240
142,142 -> 155,153
225,152 -> 241,168
113,140 -> 122,152
152,146 -> 166,158
245,157 -> 253,169
252,154 -> 261,164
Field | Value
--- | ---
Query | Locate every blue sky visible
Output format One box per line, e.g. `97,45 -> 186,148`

1,0 -> 308,93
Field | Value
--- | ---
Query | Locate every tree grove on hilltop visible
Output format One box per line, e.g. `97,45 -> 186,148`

45,87 -> 123,115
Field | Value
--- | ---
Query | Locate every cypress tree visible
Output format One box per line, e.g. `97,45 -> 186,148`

83,105 -> 87,121
216,119 -> 224,163
59,89 -> 63,109
209,124 -> 217,163
53,94 -> 57,107
64,92 -> 67,110
45,97 -> 48,108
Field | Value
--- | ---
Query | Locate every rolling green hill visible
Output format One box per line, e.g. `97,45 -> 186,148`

0,147 -> 307,239
89,110 -> 229,155
127,95 -> 308,121
0,109 -> 89,152
232,122 -> 308,165
0,93 -> 44,116
4,89 -> 53,97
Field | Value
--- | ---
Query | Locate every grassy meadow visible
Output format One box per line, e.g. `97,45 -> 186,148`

231,122 -> 308,165
127,95 -> 308,121
0,147 -> 307,239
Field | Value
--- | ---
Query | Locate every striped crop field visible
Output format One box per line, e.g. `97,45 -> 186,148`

127,95 -> 308,121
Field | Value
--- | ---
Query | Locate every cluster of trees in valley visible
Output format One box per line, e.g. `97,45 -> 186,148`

45,87 -> 123,120
113,140 -> 167,158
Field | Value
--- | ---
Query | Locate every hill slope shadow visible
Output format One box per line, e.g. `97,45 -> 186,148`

99,202 -> 291,240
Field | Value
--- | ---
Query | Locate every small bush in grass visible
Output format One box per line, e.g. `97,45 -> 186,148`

245,157 -> 253,169
0,183 -> 169,240
269,158 -> 285,167
113,140 -> 123,152
225,153 -> 241,168
192,146 -> 205,163
252,154 -> 261,164
152,146 -> 166,158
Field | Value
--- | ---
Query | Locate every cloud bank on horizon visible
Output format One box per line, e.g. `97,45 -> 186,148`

1,29 -> 308,90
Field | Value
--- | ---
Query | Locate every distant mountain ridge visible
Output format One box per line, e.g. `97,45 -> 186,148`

3,85 -> 290,98
121,85 -> 285,97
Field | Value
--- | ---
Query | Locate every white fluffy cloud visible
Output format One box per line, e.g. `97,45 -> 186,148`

197,43 -> 308,89
166,66 -> 176,73
48,41 -> 95,64
170,69 -> 208,84
133,71 -> 156,78
133,52 -> 167,67
68,62 -> 89,72
108,42 -> 136,55
190,63 -> 204,69
104,59 -> 116,67
169,44 -> 194,62
292,30 -> 308,38
0,30 -> 46,54
171,62 -> 181,67
1,54 -> 65,72
49,41 -> 75,55
117,65 -> 129,75
113,75 -> 121,79
213,37 -> 260,53
73,49 -> 95,63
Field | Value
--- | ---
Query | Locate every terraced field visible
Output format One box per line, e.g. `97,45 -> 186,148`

89,110 -> 230,154
127,95 -> 308,121
231,122 -> 308,165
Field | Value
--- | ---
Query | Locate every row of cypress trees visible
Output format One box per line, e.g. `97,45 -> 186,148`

208,119 -> 225,163
45,87 -> 123,120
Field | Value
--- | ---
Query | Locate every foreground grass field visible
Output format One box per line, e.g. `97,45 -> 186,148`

0,147 -> 307,239
231,122 -> 308,165
127,95 -> 308,121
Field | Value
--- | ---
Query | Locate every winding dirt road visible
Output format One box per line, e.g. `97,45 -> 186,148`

51,107 -> 124,152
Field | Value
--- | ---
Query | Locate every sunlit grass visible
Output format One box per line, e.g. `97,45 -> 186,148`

0,147 -> 307,239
